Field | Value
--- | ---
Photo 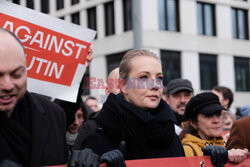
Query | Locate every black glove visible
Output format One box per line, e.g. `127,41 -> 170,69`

202,145 -> 228,167
100,141 -> 126,167
68,148 -> 100,167
118,141 -> 126,159
0,159 -> 22,167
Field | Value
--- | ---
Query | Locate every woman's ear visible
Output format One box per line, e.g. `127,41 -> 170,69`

119,79 -> 127,95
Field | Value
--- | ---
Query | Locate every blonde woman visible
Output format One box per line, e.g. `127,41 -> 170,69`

80,49 -> 184,159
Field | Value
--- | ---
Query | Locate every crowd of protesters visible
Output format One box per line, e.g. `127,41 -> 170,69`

0,28 -> 250,167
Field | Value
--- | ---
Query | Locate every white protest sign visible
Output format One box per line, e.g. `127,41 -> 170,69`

0,1 -> 96,102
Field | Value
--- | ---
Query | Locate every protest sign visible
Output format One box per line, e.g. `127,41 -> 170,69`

117,156 -> 250,167
0,1 -> 96,102
44,156 -> 250,167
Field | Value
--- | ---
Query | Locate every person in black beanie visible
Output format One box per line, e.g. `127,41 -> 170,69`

179,92 -> 248,166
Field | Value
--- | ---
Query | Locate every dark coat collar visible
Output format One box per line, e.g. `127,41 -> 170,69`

24,92 -> 50,165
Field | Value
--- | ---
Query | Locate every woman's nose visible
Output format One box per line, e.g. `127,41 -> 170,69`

150,79 -> 162,90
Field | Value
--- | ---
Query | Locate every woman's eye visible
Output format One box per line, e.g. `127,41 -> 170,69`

77,114 -> 83,119
158,76 -> 163,80
156,76 -> 163,83
204,114 -> 212,118
139,75 -> 148,79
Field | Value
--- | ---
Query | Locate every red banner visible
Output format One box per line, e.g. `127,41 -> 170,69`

117,156 -> 250,167
0,13 -> 89,86
46,156 -> 250,167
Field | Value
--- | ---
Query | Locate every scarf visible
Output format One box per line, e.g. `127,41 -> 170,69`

66,132 -> 78,157
0,94 -> 31,166
96,94 -> 176,159
66,132 -> 78,146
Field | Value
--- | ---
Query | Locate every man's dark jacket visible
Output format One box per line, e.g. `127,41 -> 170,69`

0,91 -> 67,166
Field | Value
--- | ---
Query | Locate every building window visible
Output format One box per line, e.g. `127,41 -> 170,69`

234,57 -> 250,91
232,8 -> 248,40
106,52 -> 125,75
199,54 -> 218,90
59,16 -> 65,20
12,0 -> 20,4
41,0 -> 49,14
104,1 -> 115,36
197,2 -> 216,36
160,50 -> 181,86
71,0 -> 79,5
57,0 -> 64,10
87,7 -> 97,38
71,12 -> 80,25
26,0 -> 34,9
123,0 -> 132,31
158,0 -> 179,31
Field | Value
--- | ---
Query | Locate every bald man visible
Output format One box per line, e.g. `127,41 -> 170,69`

105,67 -> 120,96
0,28 -> 67,166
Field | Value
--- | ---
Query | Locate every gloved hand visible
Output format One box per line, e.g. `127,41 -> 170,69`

100,141 -> 126,167
0,159 -> 22,167
202,145 -> 228,167
68,148 -> 99,167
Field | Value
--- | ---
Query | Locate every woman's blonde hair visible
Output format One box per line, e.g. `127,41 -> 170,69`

119,49 -> 159,80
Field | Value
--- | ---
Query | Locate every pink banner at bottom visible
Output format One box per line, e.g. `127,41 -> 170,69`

100,155 -> 250,167
45,155 -> 250,167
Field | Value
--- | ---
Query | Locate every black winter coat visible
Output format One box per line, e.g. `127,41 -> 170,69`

0,91 -> 67,166
81,94 -> 184,160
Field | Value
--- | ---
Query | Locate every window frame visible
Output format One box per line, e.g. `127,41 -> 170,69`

234,56 -> 250,91
41,0 -> 49,14
56,0 -> 64,10
199,53 -> 218,90
158,0 -> 180,32
104,1 -> 115,36
71,0 -> 79,6
232,8 -> 249,40
197,2 -> 216,36
160,50 -> 181,86
123,0 -> 133,31
71,12 -> 80,25
12,0 -> 20,5
106,52 -> 126,76
26,0 -> 34,9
